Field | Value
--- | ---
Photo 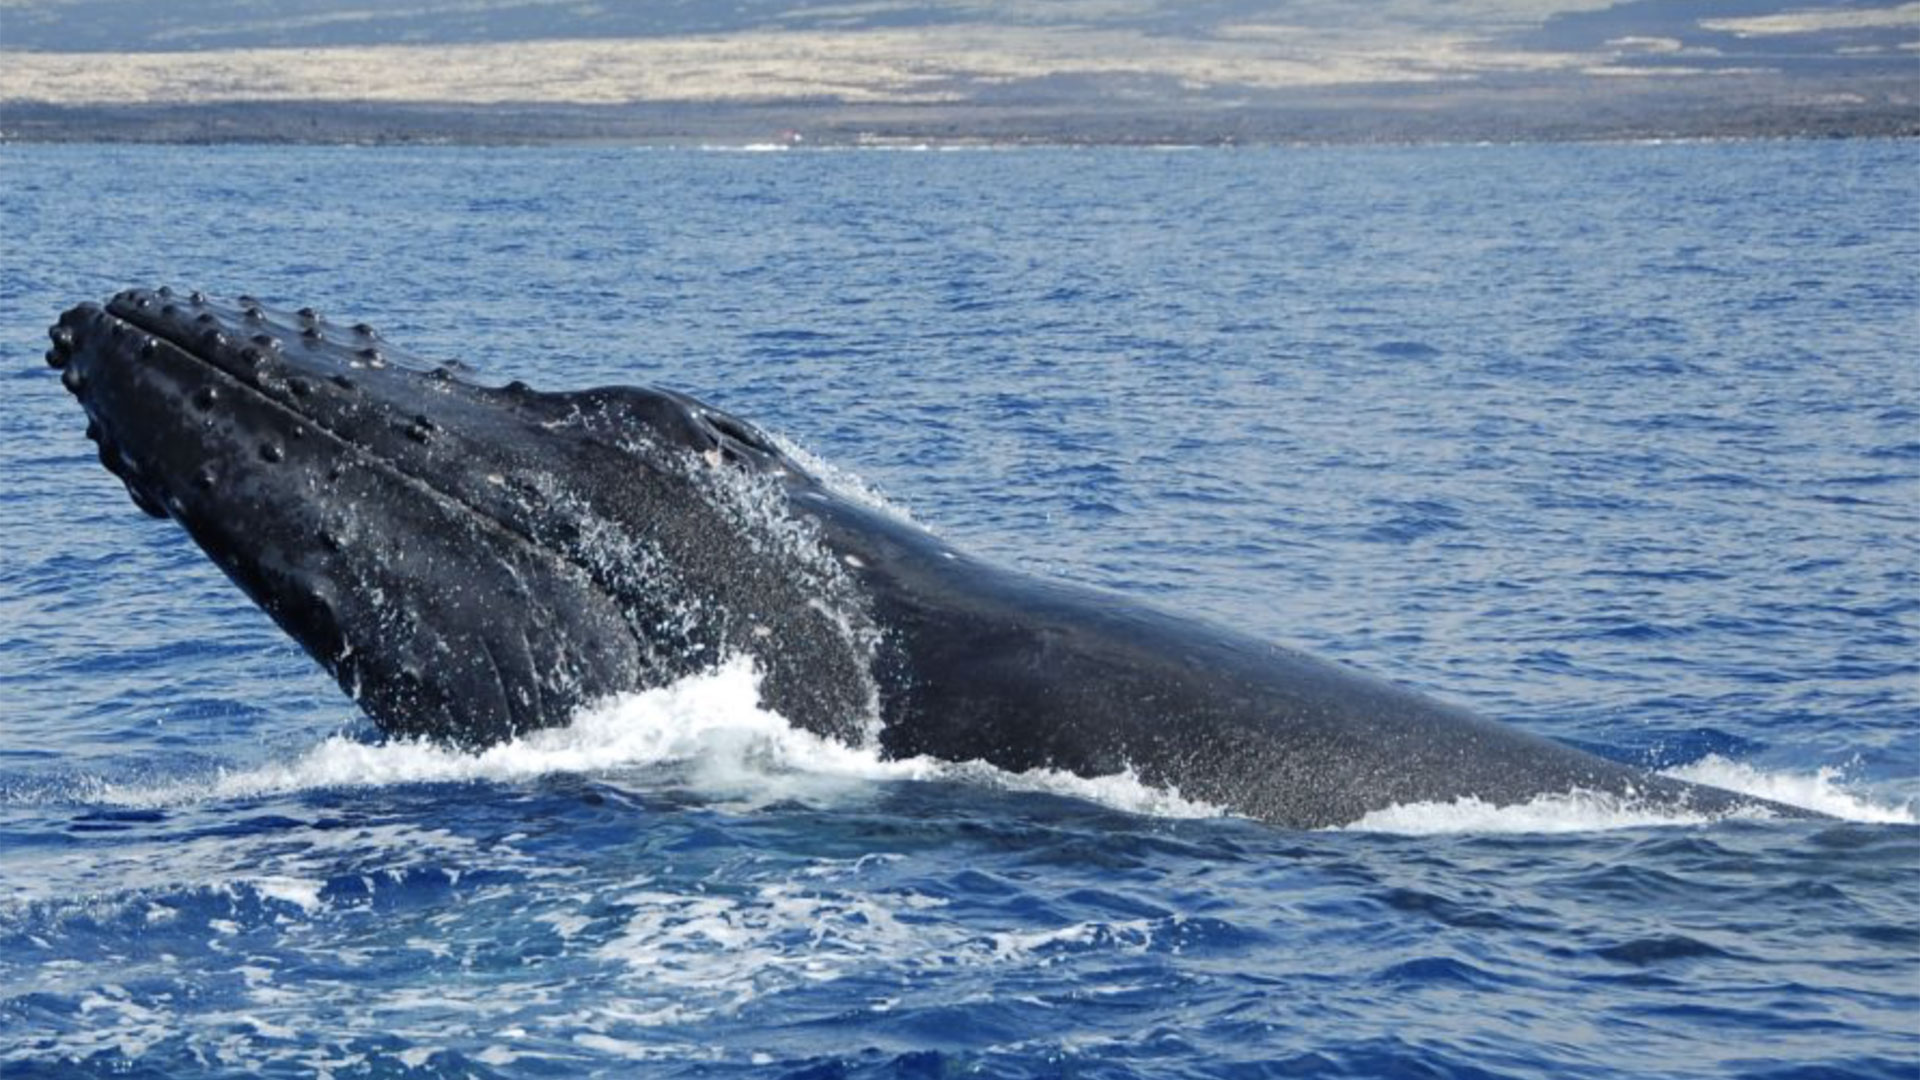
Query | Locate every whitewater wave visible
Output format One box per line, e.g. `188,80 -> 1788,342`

1664,754 -> 1916,825
1340,755 -> 1916,834
94,663 -> 1911,831
1341,791 -> 1727,835
96,659 -> 1220,820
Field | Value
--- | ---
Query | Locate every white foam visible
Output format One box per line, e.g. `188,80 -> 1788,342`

95,659 -> 1220,821
91,660 -> 1905,833
932,759 -> 1223,820
1340,758 -> 1917,835
1340,790 -> 1725,835
1664,755 -> 1917,825
588,869 -> 1162,1021
771,432 -> 927,528
249,876 -> 324,913
102,658 -> 780,803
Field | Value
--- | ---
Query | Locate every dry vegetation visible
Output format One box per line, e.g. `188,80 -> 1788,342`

0,27 -> 1604,107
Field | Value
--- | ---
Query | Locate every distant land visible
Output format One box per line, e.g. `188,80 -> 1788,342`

1,0 -> 1915,144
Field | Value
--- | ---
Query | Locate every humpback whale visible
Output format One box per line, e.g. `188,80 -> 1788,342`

47,288 -> 1811,828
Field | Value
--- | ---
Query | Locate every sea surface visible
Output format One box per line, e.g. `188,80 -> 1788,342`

0,140 -> 1915,1079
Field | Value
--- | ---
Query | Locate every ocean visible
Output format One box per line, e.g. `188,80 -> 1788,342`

0,139 -> 1915,1078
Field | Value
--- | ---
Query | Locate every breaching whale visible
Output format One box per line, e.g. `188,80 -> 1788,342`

47,288 -> 1812,828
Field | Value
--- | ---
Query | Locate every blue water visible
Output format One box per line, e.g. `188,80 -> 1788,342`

1,141 -> 1916,1078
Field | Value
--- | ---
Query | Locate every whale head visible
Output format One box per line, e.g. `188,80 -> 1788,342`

48,288 -> 878,746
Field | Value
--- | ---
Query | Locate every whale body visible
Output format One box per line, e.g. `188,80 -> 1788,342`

47,288 -> 1812,827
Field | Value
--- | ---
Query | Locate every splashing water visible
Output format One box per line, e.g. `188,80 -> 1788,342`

93,661 -> 1904,832
1666,754 -> 1917,826
95,660 -> 1222,820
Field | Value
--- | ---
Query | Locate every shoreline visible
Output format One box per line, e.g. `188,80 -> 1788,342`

5,97 -> 1916,149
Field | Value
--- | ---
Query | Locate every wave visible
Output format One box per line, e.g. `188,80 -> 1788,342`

1664,754 -> 1916,825
95,659 -> 1221,820
1338,756 -> 1915,834
93,663 -> 1912,831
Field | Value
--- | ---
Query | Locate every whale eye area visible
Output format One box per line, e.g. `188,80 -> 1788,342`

703,412 -> 775,456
